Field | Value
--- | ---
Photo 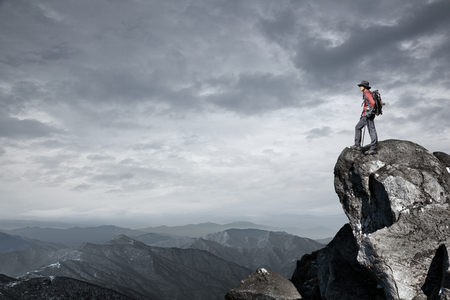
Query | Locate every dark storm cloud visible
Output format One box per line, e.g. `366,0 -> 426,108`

0,0 -> 314,117
257,8 -> 297,48
72,67 -> 162,104
0,81 -> 45,115
259,0 -> 450,92
206,71 -> 321,114
1,0 -> 449,119
1,43 -> 76,67
395,92 -> 423,109
0,0 -> 232,113
388,95 -> 450,132
0,115 -> 62,139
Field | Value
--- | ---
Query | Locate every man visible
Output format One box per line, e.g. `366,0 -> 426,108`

351,80 -> 378,155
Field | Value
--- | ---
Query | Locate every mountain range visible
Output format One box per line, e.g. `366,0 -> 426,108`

0,235 -> 252,300
0,220 -> 73,230
0,228 -> 325,299
0,221 -> 336,249
138,221 -> 339,239
187,228 -> 323,277
1,214 -> 346,239
0,225 -> 147,247
0,219 -> 329,299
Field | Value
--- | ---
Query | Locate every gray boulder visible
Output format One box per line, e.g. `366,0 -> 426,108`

334,140 -> 450,299
225,268 -> 302,300
293,140 -> 450,299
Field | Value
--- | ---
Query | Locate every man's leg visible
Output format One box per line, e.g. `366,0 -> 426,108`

354,117 -> 366,146
367,116 -> 378,150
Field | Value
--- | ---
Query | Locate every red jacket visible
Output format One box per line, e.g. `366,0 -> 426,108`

362,90 -> 375,116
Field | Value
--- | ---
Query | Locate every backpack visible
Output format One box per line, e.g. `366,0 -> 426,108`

371,90 -> 385,116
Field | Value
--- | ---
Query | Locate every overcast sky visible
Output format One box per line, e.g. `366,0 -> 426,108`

1,0 -> 449,228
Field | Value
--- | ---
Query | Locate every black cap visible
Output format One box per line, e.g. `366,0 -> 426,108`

357,80 -> 371,89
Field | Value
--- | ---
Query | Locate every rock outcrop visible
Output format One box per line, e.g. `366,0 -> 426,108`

292,140 -> 450,299
225,268 -> 302,300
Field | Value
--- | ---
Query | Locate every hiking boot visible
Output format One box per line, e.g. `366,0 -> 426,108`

350,145 -> 362,151
365,149 -> 377,155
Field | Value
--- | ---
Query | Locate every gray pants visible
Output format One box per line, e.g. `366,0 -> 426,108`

355,115 -> 378,150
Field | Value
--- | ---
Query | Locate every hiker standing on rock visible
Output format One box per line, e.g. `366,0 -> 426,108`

351,80 -> 378,155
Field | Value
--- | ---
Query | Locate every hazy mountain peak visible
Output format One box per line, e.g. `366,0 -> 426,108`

204,231 -> 231,246
109,234 -> 134,243
226,221 -> 258,226
107,234 -> 148,248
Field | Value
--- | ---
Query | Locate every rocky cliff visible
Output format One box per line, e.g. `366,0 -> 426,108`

292,139 -> 450,299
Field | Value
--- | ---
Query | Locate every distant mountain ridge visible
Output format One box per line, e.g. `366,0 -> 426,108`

138,221 -> 274,237
204,228 -> 321,250
0,225 -> 147,246
0,219 -> 73,230
0,232 -> 66,254
0,221 -> 337,248
187,229 -> 324,277
138,221 -> 337,239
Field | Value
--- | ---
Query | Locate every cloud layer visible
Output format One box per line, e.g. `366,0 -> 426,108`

1,0 -> 449,227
